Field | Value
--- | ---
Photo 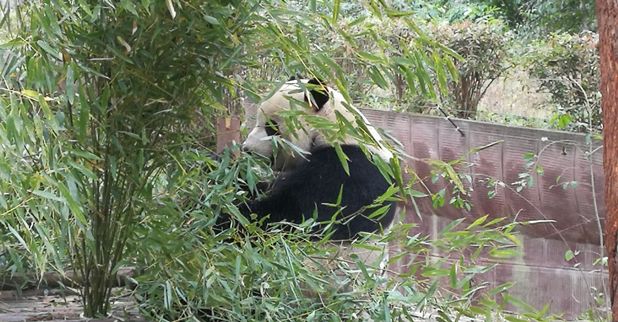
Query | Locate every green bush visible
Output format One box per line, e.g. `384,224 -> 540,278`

419,0 -> 596,34
430,19 -> 509,118
0,0 -> 261,316
320,17 -> 509,119
523,31 -> 601,132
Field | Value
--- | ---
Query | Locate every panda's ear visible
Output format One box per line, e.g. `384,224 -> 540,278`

288,73 -> 303,81
304,78 -> 329,110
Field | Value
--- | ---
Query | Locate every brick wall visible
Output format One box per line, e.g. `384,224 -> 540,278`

362,109 -> 606,318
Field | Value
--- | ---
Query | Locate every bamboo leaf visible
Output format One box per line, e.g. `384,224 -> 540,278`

33,190 -> 63,202
467,215 -> 488,230
69,149 -> 101,160
333,143 -> 350,175
332,0 -> 340,23
66,64 -> 75,104
433,50 -> 448,96
357,51 -> 383,63
36,40 -> 60,60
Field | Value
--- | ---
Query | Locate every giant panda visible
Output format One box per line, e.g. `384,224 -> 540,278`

136,78 -> 398,322
235,77 -> 398,241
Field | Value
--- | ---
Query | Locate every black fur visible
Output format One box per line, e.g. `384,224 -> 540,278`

237,144 -> 396,240
286,77 -> 329,109
304,78 -> 329,110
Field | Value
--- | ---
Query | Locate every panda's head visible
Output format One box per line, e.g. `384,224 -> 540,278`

242,78 -> 392,171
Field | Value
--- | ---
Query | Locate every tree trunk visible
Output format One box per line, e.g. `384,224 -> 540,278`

596,1 -> 618,320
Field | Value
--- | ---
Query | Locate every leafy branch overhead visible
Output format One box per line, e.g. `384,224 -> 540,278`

0,0 -> 461,318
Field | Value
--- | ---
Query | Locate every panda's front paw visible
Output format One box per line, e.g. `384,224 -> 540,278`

237,180 -> 272,198
255,181 -> 272,194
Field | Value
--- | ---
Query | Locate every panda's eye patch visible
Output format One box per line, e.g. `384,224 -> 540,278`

264,120 -> 279,136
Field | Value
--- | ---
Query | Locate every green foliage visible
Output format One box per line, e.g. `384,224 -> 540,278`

426,0 -> 596,34
413,0 -> 503,24
515,0 -> 596,34
245,2 -> 510,121
523,31 -> 601,132
350,18 -> 509,119
476,111 -> 551,129
0,53 -> 73,277
430,20 -> 509,118
245,16 -> 462,109
0,0 -> 555,320
132,148 -> 526,321
1,0 -> 260,316
132,146 -> 386,321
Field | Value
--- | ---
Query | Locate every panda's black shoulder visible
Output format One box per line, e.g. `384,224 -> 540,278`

236,143 -> 396,240
274,144 -> 388,190
307,144 -> 373,170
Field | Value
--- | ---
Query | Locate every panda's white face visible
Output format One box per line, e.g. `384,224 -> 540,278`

242,79 -> 393,171
242,81 -> 316,170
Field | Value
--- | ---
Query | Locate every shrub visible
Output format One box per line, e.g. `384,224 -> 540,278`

430,19 -> 509,119
524,31 -> 601,132
0,0 -> 260,316
324,17 -> 509,119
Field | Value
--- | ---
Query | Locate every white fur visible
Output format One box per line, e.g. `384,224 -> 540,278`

242,80 -> 393,171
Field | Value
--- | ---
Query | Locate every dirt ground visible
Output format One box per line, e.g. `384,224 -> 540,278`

0,289 -> 144,322
0,289 -> 490,322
